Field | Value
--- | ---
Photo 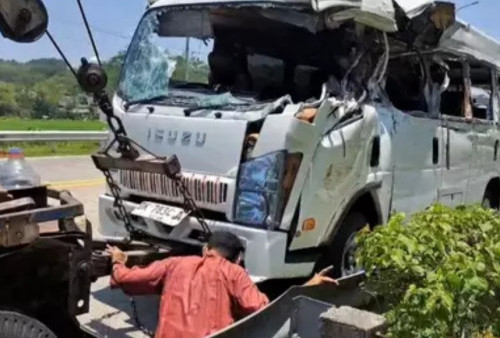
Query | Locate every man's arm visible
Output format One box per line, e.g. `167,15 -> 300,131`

230,267 -> 270,315
107,245 -> 176,295
230,265 -> 337,315
110,260 -> 170,295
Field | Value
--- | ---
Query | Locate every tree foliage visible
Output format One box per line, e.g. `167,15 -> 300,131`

357,205 -> 500,337
0,50 -> 208,120
0,55 -> 126,120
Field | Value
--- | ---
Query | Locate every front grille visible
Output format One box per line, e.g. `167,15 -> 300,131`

120,170 -> 229,205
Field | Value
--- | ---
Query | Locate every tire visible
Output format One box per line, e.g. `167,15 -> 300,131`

317,211 -> 369,278
482,189 -> 499,210
0,311 -> 56,338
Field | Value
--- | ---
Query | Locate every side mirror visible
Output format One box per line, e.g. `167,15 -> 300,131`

0,0 -> 48,43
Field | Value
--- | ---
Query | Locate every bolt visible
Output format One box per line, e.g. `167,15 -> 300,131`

78,262 -> 89,277
17,8 -> 32,25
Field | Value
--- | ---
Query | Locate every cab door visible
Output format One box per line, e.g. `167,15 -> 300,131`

385,55 -> 442,215
438,60 -> 474,207
468,64 -> 499,204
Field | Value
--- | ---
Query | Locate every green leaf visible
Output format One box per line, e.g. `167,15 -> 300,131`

476,262 -> 486,273
480,222 -> 493,233
411,265 -> 425,276
446,272 -> 462,290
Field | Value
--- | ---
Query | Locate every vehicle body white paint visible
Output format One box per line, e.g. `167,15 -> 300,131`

97,0 -> 500,280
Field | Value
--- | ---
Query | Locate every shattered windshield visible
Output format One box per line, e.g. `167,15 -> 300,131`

118,5 -> 376,108
118,9 -> 215,105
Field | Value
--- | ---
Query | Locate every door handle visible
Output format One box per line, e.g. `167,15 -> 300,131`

495,140 -> 499,161
370,136 -> 380,167
432,137 -> 439,165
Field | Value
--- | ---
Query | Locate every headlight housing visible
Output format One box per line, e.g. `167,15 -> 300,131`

234,151 -> 302,229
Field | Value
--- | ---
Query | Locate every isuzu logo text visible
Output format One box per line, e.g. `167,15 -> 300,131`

147,128 -> 207,147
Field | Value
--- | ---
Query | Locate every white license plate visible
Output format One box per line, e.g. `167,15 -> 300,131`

131,202 -> 189,227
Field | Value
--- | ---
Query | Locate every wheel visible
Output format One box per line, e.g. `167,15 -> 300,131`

482,189 -> 499,210
0,311 -> 56,338
317,211 -> 369,278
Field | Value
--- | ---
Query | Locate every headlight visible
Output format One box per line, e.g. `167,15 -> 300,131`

234,151 -> 302,228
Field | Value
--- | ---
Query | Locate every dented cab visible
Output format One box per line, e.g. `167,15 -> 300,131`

97,0 -> 500,280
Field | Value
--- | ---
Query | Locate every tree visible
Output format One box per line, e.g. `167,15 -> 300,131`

0,81 -> 17,116
105,51 -> 127,91
32,95 -> 57,119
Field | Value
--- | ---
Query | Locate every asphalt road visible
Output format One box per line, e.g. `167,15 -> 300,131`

28,156 -> 158,337
28,156 -> 105,228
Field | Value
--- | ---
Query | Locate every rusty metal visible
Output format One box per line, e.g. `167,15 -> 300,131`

0,213 -> 39,247
67,219 -> 92,316
92,153 -> 181,177
0,186 -> 12,203
0,189 -> 84,227
0,197 -> 35,215
0,187 -> 93,336
8,185 -> 47,208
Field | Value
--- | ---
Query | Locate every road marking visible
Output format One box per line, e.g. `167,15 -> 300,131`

44,178 -> 105,189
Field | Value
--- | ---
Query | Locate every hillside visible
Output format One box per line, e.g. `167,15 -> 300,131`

0,55 -> 123,120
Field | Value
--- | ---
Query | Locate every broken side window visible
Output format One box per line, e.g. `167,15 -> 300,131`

385,56 -> 428,112
496,73 -> 500,121
469,62 -> 493,120
438,60 -> 468,118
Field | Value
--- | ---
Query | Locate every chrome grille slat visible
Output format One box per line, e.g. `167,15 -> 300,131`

120,170 -> 229,206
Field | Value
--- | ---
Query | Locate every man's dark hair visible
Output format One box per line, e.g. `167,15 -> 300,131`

207,231 -> 245,263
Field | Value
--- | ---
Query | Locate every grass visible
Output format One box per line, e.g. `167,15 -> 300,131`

0,118 -> 105,157
1,142 -> 101,157
0,118 -> 106,131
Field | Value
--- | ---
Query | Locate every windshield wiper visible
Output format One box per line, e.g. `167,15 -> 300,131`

184,103 -> 252,116
124,95 -> 169,111
184,104 -> 224,116
171,82 -> 210,90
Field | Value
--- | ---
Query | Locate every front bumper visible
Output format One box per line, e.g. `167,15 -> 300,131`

98,194 -> 315,280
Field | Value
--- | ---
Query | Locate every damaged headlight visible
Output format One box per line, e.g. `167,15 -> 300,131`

234,151 -> 302,229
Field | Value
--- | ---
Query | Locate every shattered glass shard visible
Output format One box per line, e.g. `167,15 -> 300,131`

119,11 -> 175,102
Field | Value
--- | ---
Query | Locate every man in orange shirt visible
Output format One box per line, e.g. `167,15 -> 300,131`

107,231 -> 336,338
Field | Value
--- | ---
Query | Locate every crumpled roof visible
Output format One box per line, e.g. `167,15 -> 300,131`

439,20 -> 500,69
149,0 -> 500,68
312,0 -> 434,31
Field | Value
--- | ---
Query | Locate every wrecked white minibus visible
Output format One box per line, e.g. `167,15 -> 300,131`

97,0 -> 500,280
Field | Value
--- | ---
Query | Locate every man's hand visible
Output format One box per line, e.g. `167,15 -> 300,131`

106,244 -> 128,265
304,266 -> 338,287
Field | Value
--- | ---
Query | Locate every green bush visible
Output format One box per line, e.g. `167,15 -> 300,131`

356,204 -> 500,338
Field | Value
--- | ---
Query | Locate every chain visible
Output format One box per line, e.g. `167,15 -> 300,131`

129,297 -> 155,337
93,89 -> 213,335
102,167 -> 144,239
175,180 -> 211,240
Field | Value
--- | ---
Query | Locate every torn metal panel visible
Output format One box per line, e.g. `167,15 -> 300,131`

439,20 -> 500,69
393,0 -> 433,18
313,0 -> 441,32
315,0 -> 398,32
260,9 -> 321,33
150,0 -> 310,9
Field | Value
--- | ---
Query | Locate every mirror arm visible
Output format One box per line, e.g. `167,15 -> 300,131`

45,31 -> 78,80
75,0 -> 101,66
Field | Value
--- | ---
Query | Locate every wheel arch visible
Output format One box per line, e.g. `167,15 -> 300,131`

483,177 -> 500,209
325,182 -> 383,246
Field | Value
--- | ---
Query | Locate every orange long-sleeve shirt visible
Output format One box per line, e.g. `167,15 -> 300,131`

110,250 -> 269,338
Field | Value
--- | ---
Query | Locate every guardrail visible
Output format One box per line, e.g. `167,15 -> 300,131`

0,131 -> 109,142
